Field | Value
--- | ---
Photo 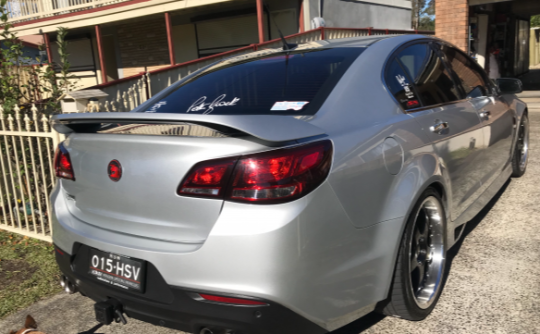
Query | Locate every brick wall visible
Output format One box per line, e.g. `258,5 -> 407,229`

436,0 -> 469,51
117,17 -> 171,77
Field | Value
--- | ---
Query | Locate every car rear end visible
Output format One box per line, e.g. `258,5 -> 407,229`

52,46 -> 365,334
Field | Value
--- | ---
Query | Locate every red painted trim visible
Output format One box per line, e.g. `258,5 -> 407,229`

165,12 -> 175,65
95,25 -> 108,84
368,27 -> 373,36
321,27 -> 325,40
256,0 -> 265,44
93,72 -> 145,88
149,45 -> 255,75
20,40 -> 40,49
8,0 -> 152,29
43,33 -> 53,65
299,1 -> 305,33
257,30 -> 316,48
322,27 -> 370,31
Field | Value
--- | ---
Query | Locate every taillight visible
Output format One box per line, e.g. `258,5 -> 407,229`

54,143 -> 75,181
198,293 -> 268,306
178,140 -> 332,203
178,158 -> 237,197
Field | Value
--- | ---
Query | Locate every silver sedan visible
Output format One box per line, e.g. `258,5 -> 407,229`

51,34 -> 529,334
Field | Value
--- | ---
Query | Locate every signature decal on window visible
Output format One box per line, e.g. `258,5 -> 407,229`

187,94 -> 241,114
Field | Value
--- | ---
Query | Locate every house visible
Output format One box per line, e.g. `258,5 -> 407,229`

4,0 -> 414,89
0,36 -> 44,65
436,0 -> 540,77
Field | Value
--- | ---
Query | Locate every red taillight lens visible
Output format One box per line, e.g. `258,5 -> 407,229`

228,141 -> 332,203
198,293 -> 268,306
54,143 -> 75,181
178,158 -> 237,197
178,140 -> 332,203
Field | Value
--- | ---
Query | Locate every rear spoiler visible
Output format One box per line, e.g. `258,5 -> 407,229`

51,112 -> 325,143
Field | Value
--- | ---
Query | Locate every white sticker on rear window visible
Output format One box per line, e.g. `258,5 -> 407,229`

271,101 -> 309,111
146,101 -> 167,113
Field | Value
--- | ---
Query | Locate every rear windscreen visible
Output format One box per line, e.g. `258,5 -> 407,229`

141,48 -> 364,116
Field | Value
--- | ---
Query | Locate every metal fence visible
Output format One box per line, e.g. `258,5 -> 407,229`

0,104 -> 62,242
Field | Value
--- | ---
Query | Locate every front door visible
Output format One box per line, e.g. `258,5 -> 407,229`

385,42 -> 486,221
436,44 -> 516,188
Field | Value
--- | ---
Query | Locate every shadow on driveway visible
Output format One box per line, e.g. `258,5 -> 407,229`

330,179 -> 512,334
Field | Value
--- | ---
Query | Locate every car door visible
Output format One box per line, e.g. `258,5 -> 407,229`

435,43 -> 516,188
385,42 -> 485,221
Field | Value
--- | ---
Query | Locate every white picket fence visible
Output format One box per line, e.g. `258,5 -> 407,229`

0,104 -> 62,242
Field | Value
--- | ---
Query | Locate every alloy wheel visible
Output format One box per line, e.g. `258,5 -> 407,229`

408,196 -> 445,309
518,115 -> 529,172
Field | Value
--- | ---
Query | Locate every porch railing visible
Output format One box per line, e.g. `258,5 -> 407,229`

0,104 -> 62,242
88,27 -> 434,113
6,0 -> 134,23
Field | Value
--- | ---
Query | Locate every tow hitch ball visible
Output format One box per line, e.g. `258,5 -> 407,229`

94,300 -> 127,326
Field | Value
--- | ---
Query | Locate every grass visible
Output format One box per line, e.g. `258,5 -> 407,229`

0,229 -> 62,319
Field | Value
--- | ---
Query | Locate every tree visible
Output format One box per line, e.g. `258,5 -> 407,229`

412,0 -> 435,31
0,1 -> 76,114
532,15 -> 540,28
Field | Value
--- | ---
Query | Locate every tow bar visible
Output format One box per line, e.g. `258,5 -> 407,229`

77,300 -> 128,334
95,299 -> 128,325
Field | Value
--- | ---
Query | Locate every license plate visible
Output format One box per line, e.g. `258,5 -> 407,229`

88,249 -> 146,292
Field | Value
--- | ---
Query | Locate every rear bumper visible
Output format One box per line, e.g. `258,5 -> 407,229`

52,180 -> 404,332
55,244 -> 326,334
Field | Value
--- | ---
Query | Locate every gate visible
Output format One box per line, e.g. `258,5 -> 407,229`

0,104 -> 62,242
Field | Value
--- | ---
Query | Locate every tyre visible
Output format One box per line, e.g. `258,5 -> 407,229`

512,113 -> 529,178
380,188 -> 447,320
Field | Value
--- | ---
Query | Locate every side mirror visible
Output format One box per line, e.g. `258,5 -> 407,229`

496,78 -> 523,95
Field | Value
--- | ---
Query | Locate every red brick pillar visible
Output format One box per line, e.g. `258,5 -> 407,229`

436,0 -> 469,52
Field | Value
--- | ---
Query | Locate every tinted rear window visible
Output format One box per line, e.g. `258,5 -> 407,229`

142,48 -> 364,116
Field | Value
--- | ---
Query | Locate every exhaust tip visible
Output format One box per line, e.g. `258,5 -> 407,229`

200,329 -> 213,334
60,275 -> 67,289
65,280 -> 78,294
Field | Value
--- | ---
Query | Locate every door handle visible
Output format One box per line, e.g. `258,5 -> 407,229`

479,110 -> 491,120
430,121 -> 449,135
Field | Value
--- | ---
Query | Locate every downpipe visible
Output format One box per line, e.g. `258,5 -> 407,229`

60,275 -> 78,294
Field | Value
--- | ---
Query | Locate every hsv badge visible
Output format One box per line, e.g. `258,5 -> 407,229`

108,160 -> 122,182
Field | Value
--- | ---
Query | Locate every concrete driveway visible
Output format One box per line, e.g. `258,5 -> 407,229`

1,102 -> 539,334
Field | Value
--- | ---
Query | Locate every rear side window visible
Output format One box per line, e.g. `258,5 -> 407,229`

397,43 -> 461,107
436,44 -> 489,98
142,48 -> 364,116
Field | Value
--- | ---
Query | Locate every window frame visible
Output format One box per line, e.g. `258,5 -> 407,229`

382,39 -> 473,113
